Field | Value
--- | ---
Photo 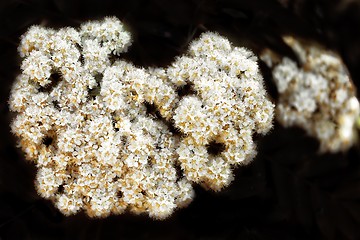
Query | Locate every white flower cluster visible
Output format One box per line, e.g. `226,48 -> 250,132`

9,17 -> 274,219
261,36 -> 360,152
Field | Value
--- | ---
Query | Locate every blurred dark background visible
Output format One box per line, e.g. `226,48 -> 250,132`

1,0 -> 360,239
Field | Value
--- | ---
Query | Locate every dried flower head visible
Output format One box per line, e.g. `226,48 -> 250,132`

261,36 -> 360,152
9,17 -> 274,219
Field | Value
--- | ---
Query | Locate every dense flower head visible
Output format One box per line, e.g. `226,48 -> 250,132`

261,36 -> 360,152
9,17 -> 274,219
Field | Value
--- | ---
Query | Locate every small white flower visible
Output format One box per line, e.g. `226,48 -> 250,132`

10,18 -> 274,219
262,36 -> 360,152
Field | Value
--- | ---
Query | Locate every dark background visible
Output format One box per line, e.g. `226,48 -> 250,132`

1,0 -> 360,239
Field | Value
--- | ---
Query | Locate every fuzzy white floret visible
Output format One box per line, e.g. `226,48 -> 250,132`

262,36 -> 360,152
10,18 -> 274,219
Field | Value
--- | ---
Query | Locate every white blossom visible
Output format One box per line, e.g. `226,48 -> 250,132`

261,36 -> 360,152
10,17 -> 274,219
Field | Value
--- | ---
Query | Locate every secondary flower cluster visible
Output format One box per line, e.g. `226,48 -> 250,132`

10,17 -> 274,219
261,36 -> 359,152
